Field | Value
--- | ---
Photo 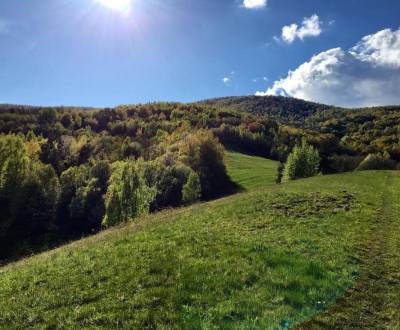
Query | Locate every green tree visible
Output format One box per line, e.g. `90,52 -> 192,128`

0,135 -> 30,237
102,160 -> 156,227
0,135 -> 60,245
16,163 -> 59,237
282,140 -> 320,182
182,171 -> 201,205
57,161 -> 110,236
180,130 -> 234,200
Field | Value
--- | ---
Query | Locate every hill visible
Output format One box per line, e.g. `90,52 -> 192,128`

0,157 -> 399,329
198,96 -> 400,166
197,96 -> 337,127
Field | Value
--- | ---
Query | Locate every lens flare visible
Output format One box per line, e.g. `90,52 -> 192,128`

96,0 -> 131,12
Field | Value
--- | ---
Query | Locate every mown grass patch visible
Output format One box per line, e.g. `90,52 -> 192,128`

0,171 -> 398,329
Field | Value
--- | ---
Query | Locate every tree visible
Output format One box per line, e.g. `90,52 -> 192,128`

57,161 -> 110,237
15,163 -> 59,238
282,140 -> 320,182
182,171 -> 201,205
0,135 -> 30,237
57,165 -> 90,237
102,160 -> 156,227
179,130 -> 235,200
0,135 -> 59,250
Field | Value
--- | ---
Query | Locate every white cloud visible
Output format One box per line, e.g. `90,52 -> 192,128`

350,28 -> 400,68
281,14 -> 322,44
242,0 -> 267,9
223,77 -> 231,86
257,28 -> 400,107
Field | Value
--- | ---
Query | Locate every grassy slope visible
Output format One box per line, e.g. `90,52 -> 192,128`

226,152 -> 278,190
0,155 -> 399,329
297,172 -> 400,329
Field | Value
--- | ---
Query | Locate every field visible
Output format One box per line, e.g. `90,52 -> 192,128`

226,152 -> 279,190
0,154 -> 399,329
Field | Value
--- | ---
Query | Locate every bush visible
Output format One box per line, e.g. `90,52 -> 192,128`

282,140 -> 320,182
102,160 -> 156,227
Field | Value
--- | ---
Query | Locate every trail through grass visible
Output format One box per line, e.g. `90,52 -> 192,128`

297,172 -> 400,329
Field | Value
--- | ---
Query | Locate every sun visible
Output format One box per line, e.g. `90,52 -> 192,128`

96,0 -> 132,12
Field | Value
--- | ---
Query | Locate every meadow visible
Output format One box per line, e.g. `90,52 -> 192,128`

0,153 -> 399,329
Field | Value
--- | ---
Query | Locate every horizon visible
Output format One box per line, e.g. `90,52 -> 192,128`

1,94 -> 400,110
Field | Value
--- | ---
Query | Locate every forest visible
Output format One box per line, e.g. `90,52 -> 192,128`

0,98 -> 399,262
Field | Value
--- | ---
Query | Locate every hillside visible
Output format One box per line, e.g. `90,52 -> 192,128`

0,154 -> 399,329
197,96 -> 336,127
0,100 -> 399,264
198,96 -> 400,165
198,95 -> 400,128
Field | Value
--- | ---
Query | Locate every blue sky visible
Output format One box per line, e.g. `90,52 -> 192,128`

0,0 -> 399,107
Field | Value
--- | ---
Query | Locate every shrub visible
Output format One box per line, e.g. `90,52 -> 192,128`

282,140 -> 320,182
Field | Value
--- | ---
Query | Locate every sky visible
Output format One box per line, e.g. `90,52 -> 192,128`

0,0 -> 399,107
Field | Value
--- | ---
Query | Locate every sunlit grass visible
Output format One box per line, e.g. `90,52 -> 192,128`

0,167 -> 398,329
226,151 -> 278,190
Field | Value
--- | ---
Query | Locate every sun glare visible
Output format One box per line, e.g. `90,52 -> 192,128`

96,0 -> 131,12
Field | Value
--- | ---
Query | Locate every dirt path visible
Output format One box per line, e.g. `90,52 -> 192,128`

297,173 -> 400,330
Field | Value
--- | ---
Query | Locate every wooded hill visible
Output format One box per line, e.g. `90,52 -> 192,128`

198,96 -> 400,167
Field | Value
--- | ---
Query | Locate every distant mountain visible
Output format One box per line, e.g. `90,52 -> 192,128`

197,96 -> 337,127
197,96 -> 400,132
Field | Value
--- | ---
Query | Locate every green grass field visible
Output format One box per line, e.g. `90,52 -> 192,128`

0,154 -> 399,329
226,151 -> 278,190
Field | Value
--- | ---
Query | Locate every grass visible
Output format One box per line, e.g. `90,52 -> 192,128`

0,154 -> 399,329
297,172 -> 400,329
226,151 -> 278,190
